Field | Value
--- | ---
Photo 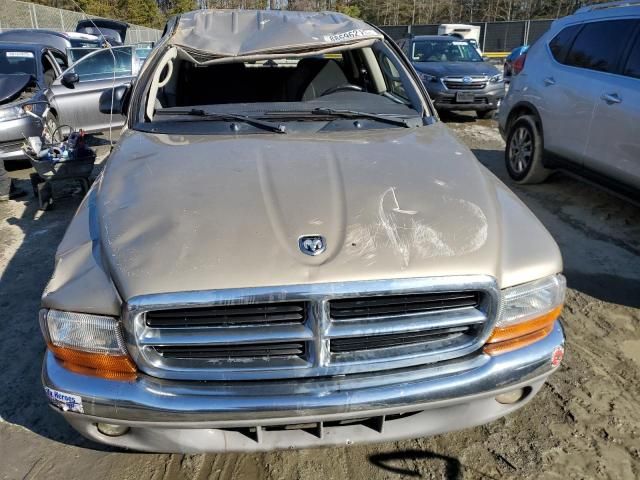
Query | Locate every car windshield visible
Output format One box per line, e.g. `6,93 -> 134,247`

0,49 -> 37,76
147,40 -> 425,133
412,40 -> 483,62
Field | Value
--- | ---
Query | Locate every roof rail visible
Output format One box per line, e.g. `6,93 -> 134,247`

575,0 -> 640,14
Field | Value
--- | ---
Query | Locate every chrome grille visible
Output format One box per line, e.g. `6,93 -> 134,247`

126,276 -> 500,381
443,76 -> 488,90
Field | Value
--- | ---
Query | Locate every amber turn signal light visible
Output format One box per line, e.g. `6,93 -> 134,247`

484,305 -> 562,355
49,343 -> 136,374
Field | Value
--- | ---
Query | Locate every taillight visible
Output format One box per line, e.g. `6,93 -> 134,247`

512,53 -> 527,75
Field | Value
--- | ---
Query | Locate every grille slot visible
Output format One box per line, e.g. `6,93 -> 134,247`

330,326 -> 473,354
329,292 -> 479,320
146,302 -> 306,328
154,342 -> 305,359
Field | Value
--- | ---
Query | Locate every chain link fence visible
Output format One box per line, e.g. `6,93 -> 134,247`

382,19 -> 555,55
0,0 -> 161,43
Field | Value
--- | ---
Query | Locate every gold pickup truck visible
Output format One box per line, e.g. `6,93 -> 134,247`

39,9 -> 566,452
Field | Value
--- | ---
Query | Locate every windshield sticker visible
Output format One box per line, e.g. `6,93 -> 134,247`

324,29 -> 378,43
45,387 -> 84,413
5,51 -> 34,58
452,41 -> 468,45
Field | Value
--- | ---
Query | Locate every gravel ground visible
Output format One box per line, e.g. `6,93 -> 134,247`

1,117 -> 638,480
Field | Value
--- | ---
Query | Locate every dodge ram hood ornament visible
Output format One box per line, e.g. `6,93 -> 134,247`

299,235 -> 326,256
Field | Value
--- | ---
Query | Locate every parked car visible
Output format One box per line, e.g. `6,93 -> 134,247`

397,35 -> 505,118
0,29 -> 102,56
40,9 -> 565,452
498,1 -> 640,198
0,42 -> 68,161
75,18 -> 129,46
45,45 -> 146,134
503,45 -> 529,81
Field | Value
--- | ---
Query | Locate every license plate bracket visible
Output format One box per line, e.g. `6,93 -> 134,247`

456,92 -> 475,103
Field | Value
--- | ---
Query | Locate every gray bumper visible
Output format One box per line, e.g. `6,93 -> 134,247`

0,115 -> 42,161
428,84 -> 505,111
42,322 -> 565,452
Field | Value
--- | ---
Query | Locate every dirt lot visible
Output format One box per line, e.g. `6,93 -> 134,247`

1,117 -> 638,480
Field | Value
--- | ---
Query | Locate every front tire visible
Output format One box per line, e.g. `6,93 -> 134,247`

505,114 -> 550,184
44,112 -> 62,143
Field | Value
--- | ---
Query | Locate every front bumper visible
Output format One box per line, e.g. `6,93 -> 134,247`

0,115 -> 43,161
427,83 -> 505,112
43,321 -> 565,452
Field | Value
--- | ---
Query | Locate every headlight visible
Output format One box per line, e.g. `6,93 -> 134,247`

490,73 -> 504,83
40,309 -> 136,378
418,72 -> 438,83
485,274 -> 565,355
0,105 -> 28,121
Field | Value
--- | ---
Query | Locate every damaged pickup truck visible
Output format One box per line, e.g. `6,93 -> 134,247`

40,9 -> 566,452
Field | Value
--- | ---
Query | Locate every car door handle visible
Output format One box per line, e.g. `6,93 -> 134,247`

601,93 -> 622,104
543,77 -> 556,86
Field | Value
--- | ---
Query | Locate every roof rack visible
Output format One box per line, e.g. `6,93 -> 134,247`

575,0 -> 640,14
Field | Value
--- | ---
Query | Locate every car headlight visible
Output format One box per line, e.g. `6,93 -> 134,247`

40,309 -> 136,378
418,72 -> 438,83
485,274 -> 565,355
0,105 -> 28,121
490,73 -> 504,83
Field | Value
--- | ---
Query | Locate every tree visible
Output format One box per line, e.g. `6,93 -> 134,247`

116,0 -> 164,27
169,0 -> 198,15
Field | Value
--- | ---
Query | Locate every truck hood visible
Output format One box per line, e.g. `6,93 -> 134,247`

413,61 -> 500,78
93,123 -> 555,300
0,74 -> 33,105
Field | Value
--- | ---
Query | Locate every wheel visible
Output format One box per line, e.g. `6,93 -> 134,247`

505,114 -> 551,184
44,112 -> 62,143
477,109 -> 496,120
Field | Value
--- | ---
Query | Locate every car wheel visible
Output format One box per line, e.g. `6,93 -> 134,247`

44,112 -> 63,143
505,115 -> 550,184
477,109 -> 496,120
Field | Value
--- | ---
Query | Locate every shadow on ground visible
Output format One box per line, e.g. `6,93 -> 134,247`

0,174 -> 112,451
369,449 -> 501,479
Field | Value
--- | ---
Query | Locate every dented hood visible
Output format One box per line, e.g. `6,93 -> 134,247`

96,123 -> 517,300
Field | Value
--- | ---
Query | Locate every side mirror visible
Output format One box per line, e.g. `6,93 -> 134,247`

482,57 -> 490,62
99,84 -> 130,116
61,71 -> 79,88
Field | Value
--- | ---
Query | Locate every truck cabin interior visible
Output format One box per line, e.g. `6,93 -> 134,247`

148,42 -> 420,116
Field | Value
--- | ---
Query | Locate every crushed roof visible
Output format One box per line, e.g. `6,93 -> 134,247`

170,9 -> 384,58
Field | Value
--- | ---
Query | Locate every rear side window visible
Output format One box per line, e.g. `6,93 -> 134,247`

549,24 -> 581,63
564,20 -> 637,73
624,34 -> 640,79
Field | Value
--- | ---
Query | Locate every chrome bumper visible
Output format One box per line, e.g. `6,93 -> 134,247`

42,322 -> 565,452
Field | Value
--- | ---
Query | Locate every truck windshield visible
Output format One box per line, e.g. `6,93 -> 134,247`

0,49 -> 37,76
412,40 -> 482,62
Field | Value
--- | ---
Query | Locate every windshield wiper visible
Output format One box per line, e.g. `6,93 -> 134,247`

310,108 -> 414,128
155,108 -> 287,134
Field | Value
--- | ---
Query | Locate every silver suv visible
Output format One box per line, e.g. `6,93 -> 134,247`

498,1 -> 640,196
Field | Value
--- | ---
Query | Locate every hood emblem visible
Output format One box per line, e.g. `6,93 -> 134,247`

299,235 -> 326,256
462,76 -> 472,83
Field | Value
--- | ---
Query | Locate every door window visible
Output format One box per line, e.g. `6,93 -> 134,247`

70,48 -> 133,82
549,24 -> 581,63
379,52 -> 409,101
564,20 -> 637,73
623,34 -> 640,79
